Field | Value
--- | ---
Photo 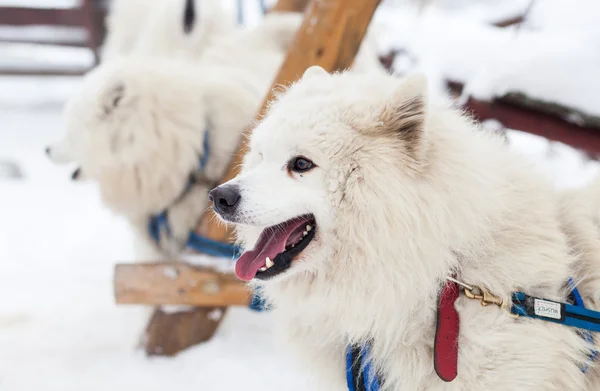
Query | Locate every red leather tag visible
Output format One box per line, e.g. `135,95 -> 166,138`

434,280 -> 460,382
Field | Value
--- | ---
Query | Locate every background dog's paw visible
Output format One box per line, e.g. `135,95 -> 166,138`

162,185 -> 210,254
155,223 -> 188,257
142,186 -> 210,257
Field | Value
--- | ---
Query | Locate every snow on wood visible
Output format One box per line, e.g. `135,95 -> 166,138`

375,0 -> 600,119
446,81 -> 600,156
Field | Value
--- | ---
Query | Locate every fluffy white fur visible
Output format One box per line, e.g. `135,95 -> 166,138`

221,68 -> 600,390
558,178 -> 600,389
46,13 -> 385,256
101,0 -> 234,61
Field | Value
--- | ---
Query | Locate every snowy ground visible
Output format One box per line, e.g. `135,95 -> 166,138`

1,1 -> 600,391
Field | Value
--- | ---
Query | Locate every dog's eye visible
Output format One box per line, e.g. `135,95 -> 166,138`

289,156 -> 314,173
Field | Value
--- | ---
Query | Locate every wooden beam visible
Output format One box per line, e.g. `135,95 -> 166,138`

464,97 -> 600,157
114,263 -> 251,306
198,0 -> 382,243
447,81 -> 600,157
143,306 -> 227,356
80,0 -> 107,66
0,7 -> 84,27
270,0 -> 310,12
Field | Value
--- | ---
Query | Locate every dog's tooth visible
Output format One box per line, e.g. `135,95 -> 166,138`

306,225 -> 312,231
259,267 -> 267,272
303,231 -> 308,236
266,257 -> 274,268
292,244 -> 295,248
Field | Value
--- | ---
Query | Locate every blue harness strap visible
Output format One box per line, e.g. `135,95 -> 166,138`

346,343 -> 381,391
147,130 -> 267,311
187,231 -> 241,259
149,209 -> 241,259
197,127 -> 211,173
511,287 -> 600,333
511,279 -> 598,372
345,278 -> 600,389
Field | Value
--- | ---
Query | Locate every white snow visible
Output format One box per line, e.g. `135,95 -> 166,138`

374,0 -> 600,118
1,1 -> 600,390
0,25 -> 86,44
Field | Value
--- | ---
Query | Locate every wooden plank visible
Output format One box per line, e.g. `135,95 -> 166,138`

270,0 -> 310,12
198,0 -> 382,243
447,81 -> 600,157
0,68 -> 89,76
114,263 -> 252,306
501,92 -> 600,130
464,97 -> 600,157
80,0 -> 104,65
0,7 -> 84,27
143,306 -> 226,356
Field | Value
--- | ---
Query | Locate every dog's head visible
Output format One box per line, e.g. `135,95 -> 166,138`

211,67 -> 432,285
54,58 -> 210,217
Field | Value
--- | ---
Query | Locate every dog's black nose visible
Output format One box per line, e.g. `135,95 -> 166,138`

209,185 -> 241,218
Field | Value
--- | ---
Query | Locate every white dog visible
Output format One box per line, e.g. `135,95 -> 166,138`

101,0 -> 234,61
211,67 -> 600,390
46,14 -> 385,257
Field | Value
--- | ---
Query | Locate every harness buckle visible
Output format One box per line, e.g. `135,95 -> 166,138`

463,285 -> 504,307
446,276 -> 515,316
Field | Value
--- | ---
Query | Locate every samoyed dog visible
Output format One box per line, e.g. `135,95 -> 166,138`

46,14 -> 385,256
101,0 -> 233,61
210,67 -> 600,390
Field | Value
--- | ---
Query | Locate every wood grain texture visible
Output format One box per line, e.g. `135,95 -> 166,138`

143,306 -> 226,356
115,263 -> 251,306
270,0 -> 309,12
199,0 -> 382,242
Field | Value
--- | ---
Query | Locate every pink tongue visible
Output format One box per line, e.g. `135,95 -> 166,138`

236,218 -> 309,281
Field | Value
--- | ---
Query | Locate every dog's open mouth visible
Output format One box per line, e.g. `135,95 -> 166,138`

235,214 -> 316,281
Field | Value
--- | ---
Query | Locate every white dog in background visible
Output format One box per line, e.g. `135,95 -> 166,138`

100,0 -> 234,61
210,67 -> 600,390
46,10 -> 385,257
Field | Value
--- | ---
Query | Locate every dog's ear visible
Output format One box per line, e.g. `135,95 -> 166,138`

380,73 -> 428,154
102,82 -> 126,116
302,66 -> 329,81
